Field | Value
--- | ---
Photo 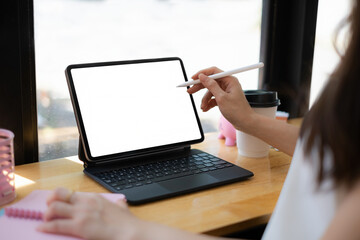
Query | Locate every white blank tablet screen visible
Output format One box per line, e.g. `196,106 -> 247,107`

70,60 -> 202,157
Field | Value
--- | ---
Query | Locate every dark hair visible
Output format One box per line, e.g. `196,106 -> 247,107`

300,0 -> 360,189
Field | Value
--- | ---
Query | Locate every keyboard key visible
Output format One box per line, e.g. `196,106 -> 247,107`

153,171 -> 192,183
212,160 -> 226,165
117,180 -> 126,185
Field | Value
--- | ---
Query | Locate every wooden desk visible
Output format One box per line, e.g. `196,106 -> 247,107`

11,132 -> 292,236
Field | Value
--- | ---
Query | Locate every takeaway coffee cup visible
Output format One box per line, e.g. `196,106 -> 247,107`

236,90 -> 280,158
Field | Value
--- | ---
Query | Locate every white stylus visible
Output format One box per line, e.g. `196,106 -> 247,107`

176,62 -> 264,87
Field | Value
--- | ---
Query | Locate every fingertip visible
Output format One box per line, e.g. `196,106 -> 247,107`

191,70 -> 202,80
198,74 -> 212,89
187,87 -> 196,94
46,188 -> 63,205
43,202 -> 57,221
116,197 -> 127,203
198,73 -> 205,78
199,74 -> 223,96
187,84 -> 204,94
198,73 -> 210,82
115,198 -> 128,208
36,222 -> 53,233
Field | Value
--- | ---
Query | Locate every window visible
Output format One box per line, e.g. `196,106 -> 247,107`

310,0 -> 351,106
34,0 -> 263,161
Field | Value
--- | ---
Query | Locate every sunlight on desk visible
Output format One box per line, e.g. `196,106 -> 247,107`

14,174 -> 35,188
64,155 -> 83,165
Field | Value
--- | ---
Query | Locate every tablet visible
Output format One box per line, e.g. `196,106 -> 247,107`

65,57 -> 204,163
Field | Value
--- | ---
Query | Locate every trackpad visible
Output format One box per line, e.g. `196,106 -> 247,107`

159,174 -> 218,192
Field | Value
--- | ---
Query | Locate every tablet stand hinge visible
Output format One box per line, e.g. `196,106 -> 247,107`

79,137 -> 191,168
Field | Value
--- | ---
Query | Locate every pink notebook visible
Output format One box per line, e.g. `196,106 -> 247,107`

0,190 -> 125,240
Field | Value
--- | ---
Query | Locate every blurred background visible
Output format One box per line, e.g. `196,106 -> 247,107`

34,0 -> 350,161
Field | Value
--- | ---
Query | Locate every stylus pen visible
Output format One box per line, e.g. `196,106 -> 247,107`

176,62 -> 264,87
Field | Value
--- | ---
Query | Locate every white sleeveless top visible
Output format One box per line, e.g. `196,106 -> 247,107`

261,139 -> 337,240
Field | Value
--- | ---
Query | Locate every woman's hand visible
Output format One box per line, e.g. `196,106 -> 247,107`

37,188 -> 143,240
187,66 -> 255,132
37,188 -> 225,240
188,66 -> 299,156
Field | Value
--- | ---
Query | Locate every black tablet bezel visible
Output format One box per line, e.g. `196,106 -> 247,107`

65,57 -> 204,163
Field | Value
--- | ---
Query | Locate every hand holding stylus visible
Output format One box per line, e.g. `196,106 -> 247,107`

186,65 -> 259,134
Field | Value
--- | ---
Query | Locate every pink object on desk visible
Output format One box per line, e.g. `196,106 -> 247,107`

218,115 -> 236,146
0,129 -> 16,206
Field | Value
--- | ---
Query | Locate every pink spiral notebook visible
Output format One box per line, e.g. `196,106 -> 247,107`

0,190 -> 125,240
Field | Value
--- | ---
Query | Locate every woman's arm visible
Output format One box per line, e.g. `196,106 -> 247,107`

321,181 -> 360,240
247,114 -> 299,156
188,67 -> 299,156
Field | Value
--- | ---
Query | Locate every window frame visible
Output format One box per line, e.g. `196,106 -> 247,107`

0,0 -> 38,165
259,0 -> 319,118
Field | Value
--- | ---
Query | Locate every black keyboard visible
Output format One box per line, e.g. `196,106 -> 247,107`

92,153 -> 234,191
